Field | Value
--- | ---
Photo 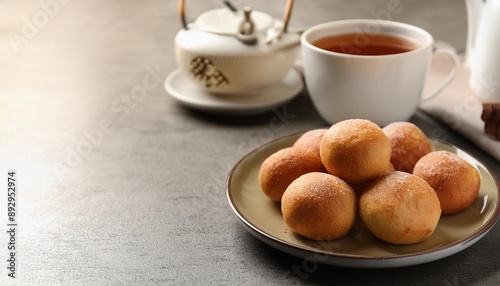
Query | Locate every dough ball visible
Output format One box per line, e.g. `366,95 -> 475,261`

413,151 -> 481,215
320,119 -> 391,184
259,147 -> 325,202
350,162 -> 395,195
281,172 -> 357,240
359,171 -> 441,245
383,122 -> 432,173
293,129 -> 328,158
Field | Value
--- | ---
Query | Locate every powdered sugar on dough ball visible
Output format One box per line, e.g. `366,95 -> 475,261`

259,147 -> 325,202
383,122 -> 432,173
413,151 -> 481,215
281,172 -> 357,240
320,119 -> 391,184
360,171 -> 441,244
293,128 -> 328,158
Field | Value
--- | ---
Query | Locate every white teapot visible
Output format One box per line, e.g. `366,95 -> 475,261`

466,0 -> 500,102
175,0 -> 300,95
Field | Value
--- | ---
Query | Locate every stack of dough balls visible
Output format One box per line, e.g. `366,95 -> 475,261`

257,118 -> 481,245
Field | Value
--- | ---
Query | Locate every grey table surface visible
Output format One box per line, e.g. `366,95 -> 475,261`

1,0 -> 499,285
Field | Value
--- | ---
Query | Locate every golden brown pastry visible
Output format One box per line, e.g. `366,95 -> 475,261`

413,151 -> 481,215
320,119 -> 391,184
350,162 -> 395,195
359,171 -> 441,245
281,172 -> 357,240
258,147 -> 325,202
293,128 -> 328,158
382,122 -> 432,173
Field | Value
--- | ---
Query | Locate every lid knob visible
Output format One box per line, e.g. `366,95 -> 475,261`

236,6 -> 258,45
239,6 -> 255,36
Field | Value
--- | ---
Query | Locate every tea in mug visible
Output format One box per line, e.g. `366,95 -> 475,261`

313,32 -> 419,56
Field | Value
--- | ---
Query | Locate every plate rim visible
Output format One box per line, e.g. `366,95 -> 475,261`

226,131 -> 500,267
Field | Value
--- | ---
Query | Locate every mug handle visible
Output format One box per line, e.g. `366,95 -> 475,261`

421,42 -> 461,102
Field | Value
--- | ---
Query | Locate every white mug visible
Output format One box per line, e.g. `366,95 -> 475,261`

301,19 -> 459,126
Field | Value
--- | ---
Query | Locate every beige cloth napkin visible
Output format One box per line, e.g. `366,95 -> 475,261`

419,54 -> 500,162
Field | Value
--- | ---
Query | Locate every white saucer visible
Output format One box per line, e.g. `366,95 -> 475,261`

165,69 -> 304,115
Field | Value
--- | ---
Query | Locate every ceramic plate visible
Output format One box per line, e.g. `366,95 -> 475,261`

226,132 -> 500,268
165,69 -> 303,115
